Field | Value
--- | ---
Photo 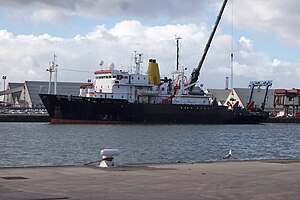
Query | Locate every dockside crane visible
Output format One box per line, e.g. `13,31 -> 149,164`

189,0 -> 228,92
247,81 -> 273,111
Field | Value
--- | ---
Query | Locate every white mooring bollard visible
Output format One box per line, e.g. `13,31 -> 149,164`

99,149 -> 120,168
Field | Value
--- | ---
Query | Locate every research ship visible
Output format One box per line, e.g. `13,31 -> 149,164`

39,0 -> 270,124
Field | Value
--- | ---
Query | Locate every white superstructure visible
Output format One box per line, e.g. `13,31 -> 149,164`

79,58 -> 213,106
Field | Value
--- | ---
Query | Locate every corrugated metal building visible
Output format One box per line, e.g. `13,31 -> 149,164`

1,81 -> 85,108
207,89 -> 231,106
4,83 -> 24,106
209,88 -> 275,112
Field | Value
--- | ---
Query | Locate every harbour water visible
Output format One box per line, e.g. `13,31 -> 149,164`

0,123 -> 299,167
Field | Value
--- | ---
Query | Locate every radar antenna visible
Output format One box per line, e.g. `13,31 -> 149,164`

99,60 -> 104,69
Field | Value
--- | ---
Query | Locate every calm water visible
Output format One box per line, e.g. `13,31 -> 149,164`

0,123 -> 299,167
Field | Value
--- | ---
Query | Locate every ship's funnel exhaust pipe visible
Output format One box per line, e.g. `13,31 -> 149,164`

148,59 -> 161,86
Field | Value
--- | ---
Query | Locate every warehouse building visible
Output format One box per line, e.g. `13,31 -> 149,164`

224,88 -> 275,112
0,81 -> 85,108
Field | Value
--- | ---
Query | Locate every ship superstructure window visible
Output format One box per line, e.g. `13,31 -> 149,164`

97,75 -> 114,79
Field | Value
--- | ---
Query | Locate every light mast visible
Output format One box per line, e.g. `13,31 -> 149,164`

175,36 -> 182,72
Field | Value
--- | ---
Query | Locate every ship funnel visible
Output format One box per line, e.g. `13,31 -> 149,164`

147,59 -> 160,86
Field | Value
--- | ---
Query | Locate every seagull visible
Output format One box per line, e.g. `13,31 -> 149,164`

223,149 -> 232,159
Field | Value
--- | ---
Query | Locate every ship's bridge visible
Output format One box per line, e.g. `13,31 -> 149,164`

94,69 -> 150,92
92,68 -> 155,102
94,69 -> 130,92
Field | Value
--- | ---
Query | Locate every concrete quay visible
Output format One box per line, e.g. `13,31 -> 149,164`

0,159 -> 299,200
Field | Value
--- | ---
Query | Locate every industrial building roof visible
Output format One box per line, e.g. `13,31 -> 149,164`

232,88 -> 275,110
25,81 -> 85,107
208,89 -> 231,102
0,82 -> 23,95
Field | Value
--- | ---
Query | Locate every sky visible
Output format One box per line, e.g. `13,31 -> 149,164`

0,0 -> 300,90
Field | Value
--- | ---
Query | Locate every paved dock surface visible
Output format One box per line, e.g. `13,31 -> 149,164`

0,160 -> 299,200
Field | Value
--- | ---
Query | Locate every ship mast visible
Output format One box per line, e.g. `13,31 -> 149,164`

188,0 -> 228,92
46,54 -> 58,94
173,36 -> 187,95
175,36 -> 182,72
134,51 -> 143,74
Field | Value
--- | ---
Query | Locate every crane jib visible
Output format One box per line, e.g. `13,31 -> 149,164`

189,0 -> 228,92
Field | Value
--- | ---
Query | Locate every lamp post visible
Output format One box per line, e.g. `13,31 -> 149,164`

2,75 -> 7,104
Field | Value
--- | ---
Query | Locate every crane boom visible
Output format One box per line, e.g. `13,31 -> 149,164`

189,0 -> 228,92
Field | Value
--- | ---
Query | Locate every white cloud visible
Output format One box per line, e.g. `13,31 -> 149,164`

1,0 -> 300,46
111,20 -> 144,38
0,20 -> 299,90
272,59 -> 281,67
223,0 -> 300,45
239,36 -> 253,50
0,30 -> 13,40
0,0 -> 214,23
30,9 -> 67,23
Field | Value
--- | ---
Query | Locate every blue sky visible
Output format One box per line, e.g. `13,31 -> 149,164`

0,0 -> 300,89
